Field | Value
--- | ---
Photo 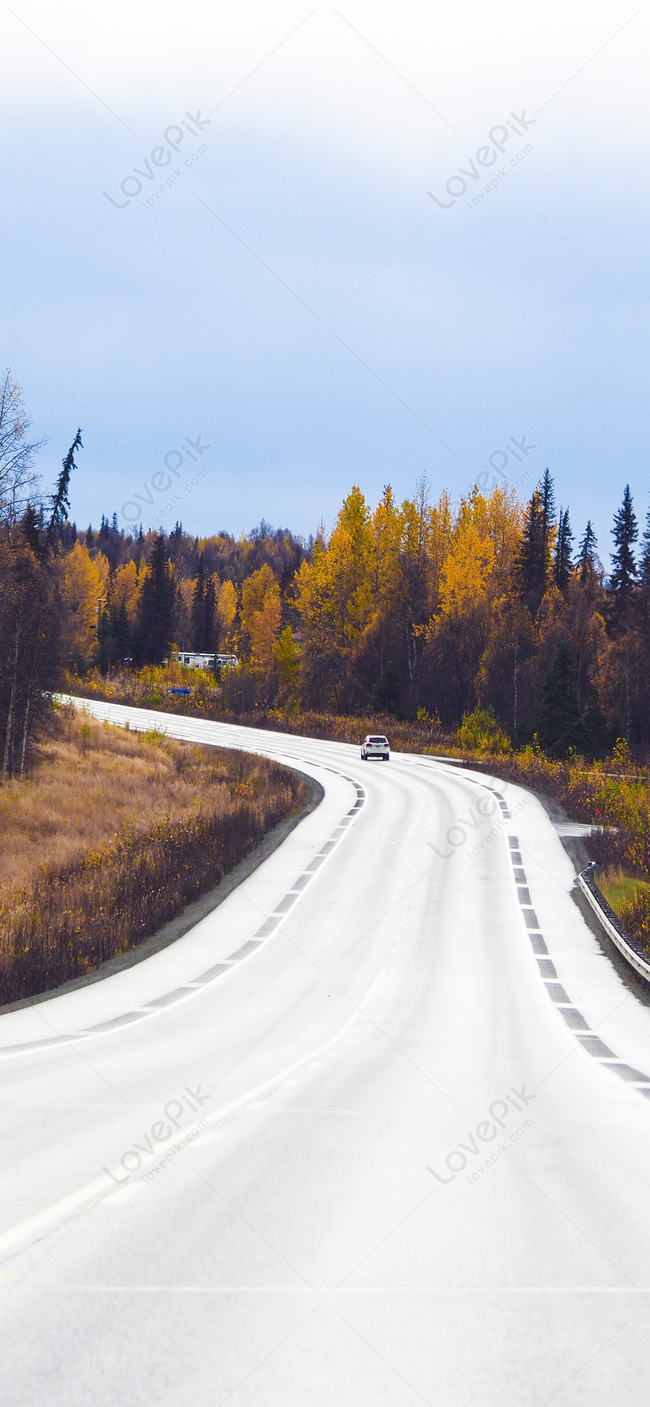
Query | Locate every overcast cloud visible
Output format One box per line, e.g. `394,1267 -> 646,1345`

1,0 -> 647,551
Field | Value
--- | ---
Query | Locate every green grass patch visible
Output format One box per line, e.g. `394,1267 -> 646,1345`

598,867 -> 650,916
596,866 -> 650,954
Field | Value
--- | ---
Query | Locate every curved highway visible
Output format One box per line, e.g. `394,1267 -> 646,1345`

3,701 -> 650,1406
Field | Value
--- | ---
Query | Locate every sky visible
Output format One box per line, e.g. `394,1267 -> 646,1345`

1,0 -> 648,564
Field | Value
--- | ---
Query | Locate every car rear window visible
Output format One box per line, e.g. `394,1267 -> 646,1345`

369,736 -> 388,744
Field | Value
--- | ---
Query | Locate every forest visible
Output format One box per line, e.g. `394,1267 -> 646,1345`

2,368 -> 650,773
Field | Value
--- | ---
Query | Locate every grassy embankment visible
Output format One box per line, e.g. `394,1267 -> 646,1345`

67,665 -> 650,954
597,869 -> 650,935
0,707 -> 306,1004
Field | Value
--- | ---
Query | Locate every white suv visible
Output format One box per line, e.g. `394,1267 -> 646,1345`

361,734 -> 390,761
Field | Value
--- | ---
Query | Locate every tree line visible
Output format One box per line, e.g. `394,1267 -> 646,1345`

72,472 -> 650,756
0,373 -> 81,776
3,368 -> 650,773
292,472 -> 650,754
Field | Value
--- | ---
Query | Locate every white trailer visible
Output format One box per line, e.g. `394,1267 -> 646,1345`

175,652 -> 239,669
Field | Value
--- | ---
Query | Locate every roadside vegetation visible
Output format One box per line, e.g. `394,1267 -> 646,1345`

0,708 -> 306,1004
443,732 -> 650,957
3,371 -> 650,965
64,672 -> 650,953
598,868 -> 650,950
68,663 -> 457,751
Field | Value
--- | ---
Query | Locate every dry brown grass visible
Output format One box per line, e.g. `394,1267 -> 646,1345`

0,707 -> 306,1002
0,708 -> 228,887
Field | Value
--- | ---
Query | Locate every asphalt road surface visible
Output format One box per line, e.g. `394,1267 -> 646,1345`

3,700 -> 650,1406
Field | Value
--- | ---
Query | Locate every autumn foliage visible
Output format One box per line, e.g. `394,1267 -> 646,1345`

47,468 -> 650,763
3,359 -> 650,768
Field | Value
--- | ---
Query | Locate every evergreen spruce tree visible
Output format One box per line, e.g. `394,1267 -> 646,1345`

169,521 -> 184,554
537,640 -> 587,757
370,664 -> 400,715
638,497 -> 650,610
48,429 -> 82,544
114,600 -> 129,657
20,503 -> 44,558
553,507 -> 573,590
97,603 -> 112,666
192,554 -> 206,648
191,553 -> 217,651
540,468 -> 556,569
516,471 -> 556,606
610,484 -> 638,621
99,598 -> 132,673
577,521 -> 599,583
515,489 -> 546,600
135,534 -> 175,664
203,574 -> 216,651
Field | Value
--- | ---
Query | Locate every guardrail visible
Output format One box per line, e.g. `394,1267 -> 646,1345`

578,863 -> 650,984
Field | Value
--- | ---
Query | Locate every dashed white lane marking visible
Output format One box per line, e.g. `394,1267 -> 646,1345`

506,828 -> 650,1098
416,756 -> 650,1101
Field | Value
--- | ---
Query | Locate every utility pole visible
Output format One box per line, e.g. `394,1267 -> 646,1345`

96,596 -> 107,638
513,639 -> 518,742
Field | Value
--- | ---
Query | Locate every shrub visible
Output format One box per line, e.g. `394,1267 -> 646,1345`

616,887 -> 650,955
455,707 -> 511,755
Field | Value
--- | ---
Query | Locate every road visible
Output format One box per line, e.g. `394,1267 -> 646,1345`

3,700 -> 650,1406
